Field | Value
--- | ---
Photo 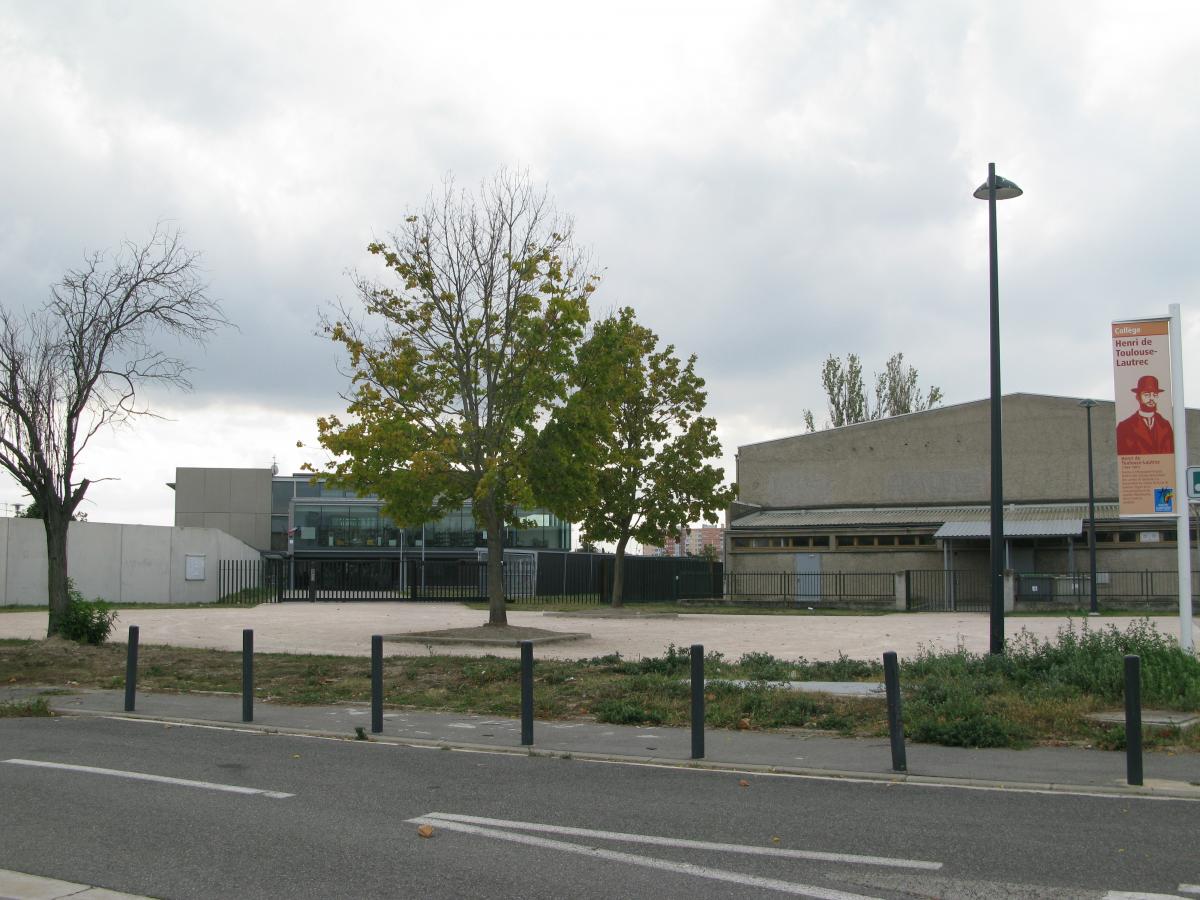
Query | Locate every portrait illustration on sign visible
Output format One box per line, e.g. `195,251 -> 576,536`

1116,374 -> 1174,456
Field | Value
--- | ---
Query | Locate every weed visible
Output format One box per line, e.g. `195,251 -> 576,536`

0,697 -> 52,718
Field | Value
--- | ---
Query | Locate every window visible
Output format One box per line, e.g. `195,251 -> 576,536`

271,481 -> 294,516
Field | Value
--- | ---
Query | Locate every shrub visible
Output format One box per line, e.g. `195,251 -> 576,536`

593,699 -> 665,725
58,580 -> 117,645
906,677 -> 1032,748
737,651 -> 792,682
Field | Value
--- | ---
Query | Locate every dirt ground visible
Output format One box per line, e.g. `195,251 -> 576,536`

2,603 -> 1195,661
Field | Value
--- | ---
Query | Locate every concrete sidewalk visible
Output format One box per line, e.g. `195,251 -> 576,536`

12,686 -> 1199,800
1,603 -> 1195,661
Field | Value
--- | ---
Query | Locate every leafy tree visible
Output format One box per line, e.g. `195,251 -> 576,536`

310,172 -> 595,625
0,227 -> 226,637
532,307 -> 735,606
15,499 -> 86,522
872,352 -> 943,419
803,352 -> 941,431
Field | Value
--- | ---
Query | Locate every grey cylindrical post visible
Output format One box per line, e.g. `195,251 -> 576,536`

308,566 -> 317,602
242,628 -> 254,723
883,651 -> 907,772
520,640 -> 534,746
124,625 -> 140,712
1124,654 -> 1143,786
691,644 -> 705,759
371,634 -> 383,734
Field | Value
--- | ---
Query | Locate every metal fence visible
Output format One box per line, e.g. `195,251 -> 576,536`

906,569 -> 991,612
724,571 -> 894,604
219,553 -> 722,604
1015,570 -> 1200,606
218,559 -> 283,604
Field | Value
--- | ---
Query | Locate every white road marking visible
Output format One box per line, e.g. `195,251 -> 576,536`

414,812 -> 941,870
1178,887 -> 1200,896
4,759 -> 293,798
446,723 -> 476,729
408,816 -> 878,899
1105,893 -> 1192,899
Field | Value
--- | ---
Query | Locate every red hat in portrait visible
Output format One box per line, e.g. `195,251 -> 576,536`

1131,375 -> 1165,394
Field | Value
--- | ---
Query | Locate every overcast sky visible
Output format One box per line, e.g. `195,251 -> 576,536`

2,1 -> 1199,529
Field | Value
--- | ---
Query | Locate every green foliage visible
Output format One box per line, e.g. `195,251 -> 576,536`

906,689 -> 1031,747
1002,618 -> 1200,706
14,500 -> 86,521
0,697 -> 52,718
309,171 -> 597,622
737,651 -> 793,682
594,698 -> 668,725
530,307 -> 735,603
803,351 -> 942,431
58,580 -> 117,645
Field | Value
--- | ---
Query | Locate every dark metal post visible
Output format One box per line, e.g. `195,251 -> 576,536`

1082,400 -> 1100,615
123,625 -> 140,712
883,651 -> 906,772
371,634 -> 383,734
690,644 -> 705,759
520,640 -> 534,746
1124,654 -> 1143,786
986,162 -> 1005,655
242,628 -> 254,723
308,565 -> 317,602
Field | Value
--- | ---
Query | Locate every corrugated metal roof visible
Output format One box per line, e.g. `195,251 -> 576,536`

732,503 -> 1122,531
934,518 -> 1082,539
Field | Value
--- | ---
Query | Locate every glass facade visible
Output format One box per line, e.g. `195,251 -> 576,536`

270,476 -> 570,554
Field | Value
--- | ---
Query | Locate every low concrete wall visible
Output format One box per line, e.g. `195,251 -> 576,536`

0,518 -> 261,606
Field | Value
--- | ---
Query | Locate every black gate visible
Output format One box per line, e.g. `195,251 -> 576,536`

906,569 -> 990,611
274,557 -> 407,601
408,558 -> 536,602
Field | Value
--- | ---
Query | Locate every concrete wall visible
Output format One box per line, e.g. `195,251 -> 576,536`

174,467 -> 272,551
0,518 -> 261,606
736,394 -> 1200,508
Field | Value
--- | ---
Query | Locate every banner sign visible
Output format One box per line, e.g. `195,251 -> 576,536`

1112,318 -> 1176,516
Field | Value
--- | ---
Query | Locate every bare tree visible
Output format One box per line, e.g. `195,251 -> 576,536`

0,227 -> 227,636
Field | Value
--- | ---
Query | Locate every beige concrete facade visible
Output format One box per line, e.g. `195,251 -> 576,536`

173,467 -> 272,551
727,394 -> 1200,605
736,394 -> 1200,509
0,518 -> 261,605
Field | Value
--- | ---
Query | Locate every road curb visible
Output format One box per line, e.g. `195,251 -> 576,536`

47,703 -> 1200,801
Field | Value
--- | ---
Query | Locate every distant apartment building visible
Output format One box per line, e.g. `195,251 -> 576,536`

642,525 -> 724,557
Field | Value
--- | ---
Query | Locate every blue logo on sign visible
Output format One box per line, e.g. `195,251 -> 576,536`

1154,487 -> 1174,513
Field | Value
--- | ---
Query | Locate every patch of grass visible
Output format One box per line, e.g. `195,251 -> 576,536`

0,619 -> 1195,752
0,697 -> 52,717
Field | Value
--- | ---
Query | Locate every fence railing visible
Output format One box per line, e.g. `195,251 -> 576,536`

724,571 -> 894,603
220,558 -> 1200,609
1015,570 -> 1200,605
906,569 -> 991,612
219,553 -> 722,605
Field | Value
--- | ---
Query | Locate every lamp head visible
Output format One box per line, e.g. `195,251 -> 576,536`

1078,398 -> 1098,409
973,175 -> 1023,200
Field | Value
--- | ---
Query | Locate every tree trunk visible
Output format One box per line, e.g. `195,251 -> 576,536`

485,508 -> 507,626
43,510 -> 71,638
611,534 -> 630,607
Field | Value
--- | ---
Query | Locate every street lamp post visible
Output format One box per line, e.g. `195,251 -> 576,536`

1079,399 -> 1100,615
974,163 -> 1022,655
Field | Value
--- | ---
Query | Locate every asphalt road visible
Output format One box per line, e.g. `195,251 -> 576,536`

2,716 -> 1198,899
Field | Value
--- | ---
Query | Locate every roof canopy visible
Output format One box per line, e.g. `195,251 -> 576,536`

733,503 -> 1124,537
